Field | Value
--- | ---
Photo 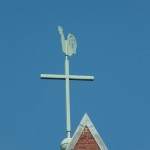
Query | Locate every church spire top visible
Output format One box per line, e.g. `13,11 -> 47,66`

40,26 -> 94,149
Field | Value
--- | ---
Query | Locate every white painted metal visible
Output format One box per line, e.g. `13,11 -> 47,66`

65,56 -> 71,138
58,26 -> 77,56
40,74 -> 94,80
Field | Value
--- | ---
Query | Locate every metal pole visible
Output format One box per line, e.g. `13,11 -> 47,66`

65,55 -> 71,138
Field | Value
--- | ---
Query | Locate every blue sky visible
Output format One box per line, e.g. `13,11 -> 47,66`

0,0 -> 150,149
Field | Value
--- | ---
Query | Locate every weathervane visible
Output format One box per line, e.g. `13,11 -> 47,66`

40,26 -> 94,149
58,25 -> 77,56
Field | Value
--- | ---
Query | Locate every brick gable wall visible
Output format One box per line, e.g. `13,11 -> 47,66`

74,126 -> 101,150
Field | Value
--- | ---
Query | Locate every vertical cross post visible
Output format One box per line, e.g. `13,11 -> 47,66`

65,56 -> 71,138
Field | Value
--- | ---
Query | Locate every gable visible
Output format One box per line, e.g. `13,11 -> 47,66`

74,126 -> 100,150
66,113 -> 108,150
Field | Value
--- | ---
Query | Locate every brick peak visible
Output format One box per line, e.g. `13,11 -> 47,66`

74,126 -> 101,150
66,113 -> 108,150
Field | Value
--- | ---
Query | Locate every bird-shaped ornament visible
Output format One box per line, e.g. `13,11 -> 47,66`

58,26 -> 77,56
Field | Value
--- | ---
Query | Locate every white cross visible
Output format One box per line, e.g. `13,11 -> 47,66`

41,26 -> 94,139
40,56 -> 94,138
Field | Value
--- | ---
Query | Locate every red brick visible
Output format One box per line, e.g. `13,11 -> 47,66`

74,126 -> 101,150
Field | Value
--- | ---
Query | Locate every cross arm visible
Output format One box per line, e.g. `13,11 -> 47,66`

40,74 -> 66,80
69,75 -> 94,81
40,74 -> 94,81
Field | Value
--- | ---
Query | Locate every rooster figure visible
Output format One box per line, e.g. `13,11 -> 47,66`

58,26 -> 77,56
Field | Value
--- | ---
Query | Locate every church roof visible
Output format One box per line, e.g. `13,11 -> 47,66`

66,113 -> 108,150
